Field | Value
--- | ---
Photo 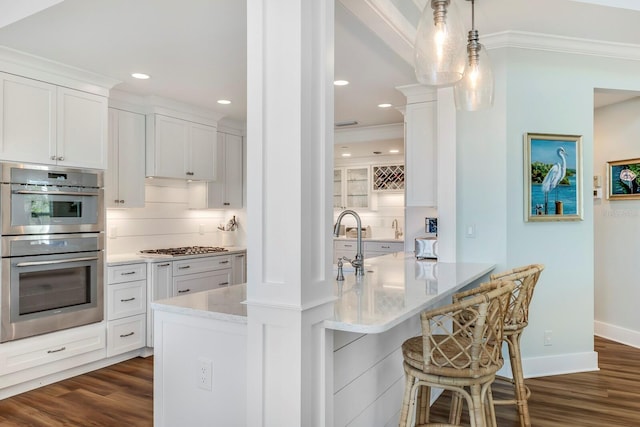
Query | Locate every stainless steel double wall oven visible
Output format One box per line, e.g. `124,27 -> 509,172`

0,163 -> 104,342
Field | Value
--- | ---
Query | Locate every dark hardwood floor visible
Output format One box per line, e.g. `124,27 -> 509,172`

0,336 -> 637,426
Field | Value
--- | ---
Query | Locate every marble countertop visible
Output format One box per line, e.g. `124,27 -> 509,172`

151,283 -> 247,324
150,252 -> 494,335
106,247 -> 247,266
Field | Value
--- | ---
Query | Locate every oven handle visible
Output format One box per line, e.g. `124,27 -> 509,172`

13,190 -> 100,197
15,256 -> 99,267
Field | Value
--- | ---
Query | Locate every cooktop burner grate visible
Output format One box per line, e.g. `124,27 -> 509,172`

139,246 -> 229,257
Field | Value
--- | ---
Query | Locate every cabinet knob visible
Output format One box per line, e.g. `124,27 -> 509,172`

178,289 -> 191,293
50,155 -> 57,161
57,156 -> 64,161
224,202 -> 230,206
186,171 -> 194,176
119,200 -> 125,204
114,199 -> 120,203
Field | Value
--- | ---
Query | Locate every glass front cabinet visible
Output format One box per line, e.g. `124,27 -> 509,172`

333,167 -> 369,209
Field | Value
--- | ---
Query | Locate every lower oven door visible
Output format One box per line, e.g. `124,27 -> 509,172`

1,250 -> 104,343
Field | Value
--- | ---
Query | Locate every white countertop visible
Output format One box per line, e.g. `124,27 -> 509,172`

106,247 -> 247,266
325,253 -> 494,333
151,284 -> 247,324
150,252 -> 494,335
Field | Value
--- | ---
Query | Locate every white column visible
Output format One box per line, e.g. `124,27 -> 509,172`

246,1 -> 335,426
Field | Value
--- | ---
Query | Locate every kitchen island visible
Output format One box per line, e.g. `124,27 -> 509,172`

151,253 -> 494,426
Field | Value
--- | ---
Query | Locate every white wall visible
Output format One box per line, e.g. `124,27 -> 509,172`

456,46 -> 640,376
106,180 -> 246,255
594,97 -> 640,346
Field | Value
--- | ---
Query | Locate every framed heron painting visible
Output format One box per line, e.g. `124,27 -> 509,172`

524,133 -> 583,222
607,158 -> 640,200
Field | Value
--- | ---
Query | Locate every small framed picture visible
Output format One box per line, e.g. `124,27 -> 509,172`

607,158 -> 640,200
524,133 -> 583,222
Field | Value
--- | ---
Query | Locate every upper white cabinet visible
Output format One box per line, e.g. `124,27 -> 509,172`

0,73 -> 108,169
146,114 -> 216,180
188,131 -> 243,209
334,166 -> 370,210
105,108 -> 146,208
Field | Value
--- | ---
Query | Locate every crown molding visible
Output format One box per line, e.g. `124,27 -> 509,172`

0,46 -> 120,96
396,84 -> 437,104
483,31 -> 640,61
334,123 -> 403,144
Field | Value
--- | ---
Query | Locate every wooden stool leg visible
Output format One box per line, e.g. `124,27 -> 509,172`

507,332 -> 531,427
399,370 -> 416,427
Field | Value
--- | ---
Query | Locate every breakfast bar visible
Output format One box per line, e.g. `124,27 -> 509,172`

151,253 -> 494,426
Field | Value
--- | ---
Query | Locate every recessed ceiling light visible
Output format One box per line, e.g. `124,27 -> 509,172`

334,80 -> 349,86
341,153 -> 351,157
378,103 -> 392,108
389,149 -> 400,153
217,99 -> 231,105
131,73 -> 150,80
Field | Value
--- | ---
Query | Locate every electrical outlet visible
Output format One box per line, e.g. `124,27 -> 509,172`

197,357 -> 213,391
544,330 -> 553,346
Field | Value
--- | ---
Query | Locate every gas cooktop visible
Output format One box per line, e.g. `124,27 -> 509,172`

139,246 -> 229,258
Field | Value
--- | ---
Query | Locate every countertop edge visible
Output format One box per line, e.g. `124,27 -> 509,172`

106,247 -> 247,266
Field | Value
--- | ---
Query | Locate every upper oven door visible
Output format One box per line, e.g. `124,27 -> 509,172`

1,183 -> 104,235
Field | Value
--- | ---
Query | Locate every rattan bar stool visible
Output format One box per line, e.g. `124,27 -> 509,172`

399,281 -> 515,427
451,264 -> 544,427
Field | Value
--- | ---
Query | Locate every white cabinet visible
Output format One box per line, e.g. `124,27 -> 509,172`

172,256 -> 232,295
147,261 -> 173,347
333,239 -> 404,262
404,100 -> 436,207
146,114 -> 216,180
334,166 -> 370,209
105,108 -> 145,208
188,131 -> 243,209
106,263 -> 147,357
231,252 -> 246,285
0,73 -> 108,169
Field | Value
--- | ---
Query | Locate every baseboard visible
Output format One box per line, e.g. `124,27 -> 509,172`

497,350 -> 599,379
594,321 -> 640,348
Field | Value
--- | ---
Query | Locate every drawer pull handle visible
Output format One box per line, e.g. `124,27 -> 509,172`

158,263 -> 171,267
236,255 -> 245,258
178,265 -> 191,270
47,346 -> 66,354
218,282 -> 229,286
344,244 -> 353,247
121,271 -> 136,275
219,260 -> 229,264
120,332 -> 135,338
120,297 -> 136,302
381,246 -> 390,249
178,289 -> 191,293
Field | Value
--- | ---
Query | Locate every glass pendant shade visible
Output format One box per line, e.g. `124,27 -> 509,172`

414,0 -> 467,87
454,42 -> 493,111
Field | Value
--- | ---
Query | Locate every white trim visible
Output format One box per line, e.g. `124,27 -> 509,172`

594,320 -> 640,348
568,0 -> 640,11
395,84 -> 437,104
334,123 -> 403,144
498,350 -> 599,379
483,31 -> 640,61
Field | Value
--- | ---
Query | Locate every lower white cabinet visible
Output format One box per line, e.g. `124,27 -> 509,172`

364,241 -> 404,258
333,239 -> 404,262
174,269 -> 232,295
106,263 -> 147,357
232,252 -> 246,285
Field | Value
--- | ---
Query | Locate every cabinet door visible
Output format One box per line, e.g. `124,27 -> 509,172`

188,122 -> 216,181
148,261 -> 173,347
345,167 -> 369,208
57,87 -> 108,169
231,253 -> 246,285
0,73 -> 56,165
223,133 -> 243,207
115,109 -> 145,207
151,115 -> 189,179
333,169 -> 344,209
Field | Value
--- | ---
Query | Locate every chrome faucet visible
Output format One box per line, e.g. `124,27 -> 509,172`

392,218 -> 403,240
333,209 -> 365,276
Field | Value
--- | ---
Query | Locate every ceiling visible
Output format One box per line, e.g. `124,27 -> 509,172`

1,0 -> 639,136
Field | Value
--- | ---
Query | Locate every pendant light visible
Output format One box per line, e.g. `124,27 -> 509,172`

454,0 -> 494,111
414,0 -> 467,87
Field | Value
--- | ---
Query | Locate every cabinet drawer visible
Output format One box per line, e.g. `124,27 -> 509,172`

172,256 -> 231,276
364,241 -> 404,253
173,269 -> 232,296
0,324 -> 105,376
107,280 -> 147,320
107,315 -> 146,357
107,263 -> 147,284
334,240 -> 358,251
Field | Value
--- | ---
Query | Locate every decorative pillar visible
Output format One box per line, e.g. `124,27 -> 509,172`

245,1 -> 335,426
